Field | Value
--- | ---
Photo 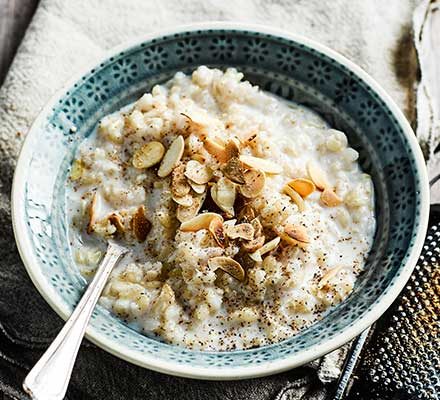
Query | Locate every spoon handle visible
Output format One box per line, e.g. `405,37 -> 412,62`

23,242 -> 127,400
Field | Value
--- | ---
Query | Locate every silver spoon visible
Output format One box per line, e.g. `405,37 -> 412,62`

23,241 -> 127,400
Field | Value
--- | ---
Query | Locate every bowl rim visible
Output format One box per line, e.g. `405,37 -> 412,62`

11,21 -> 430,380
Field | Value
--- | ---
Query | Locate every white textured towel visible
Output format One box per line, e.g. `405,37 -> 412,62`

0,1 -> 419,399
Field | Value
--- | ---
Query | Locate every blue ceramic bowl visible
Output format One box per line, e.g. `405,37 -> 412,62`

12,23 -> 429,379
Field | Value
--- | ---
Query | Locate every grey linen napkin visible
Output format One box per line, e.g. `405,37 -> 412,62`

0,0 -> 418,399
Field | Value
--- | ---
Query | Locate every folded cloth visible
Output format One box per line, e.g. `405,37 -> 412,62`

0,0 -> 418,399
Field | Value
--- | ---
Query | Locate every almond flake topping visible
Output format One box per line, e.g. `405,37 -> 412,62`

251,218 -> 263,238
242,235 -> 265,253
180,113 -> 207,137
211,177 -> 236,216
132,141 -> 165,169
224,138 -> 241,160
172,193 -> 194,207
204,138 -> 228,163
318,265 -> 346,288
222,157 -> 246,184
239,155 -> 282,174
282,185 -> 305,212
176,192 -> 206,223
180,212 -> 223,232
258,236 -> 281,256
284,224 -> 309,244
306,161 -> 330,190
189,181 -> 206,194
287,178 -> 316,198
249,236 -> 280,262
191,154 -> 206,164
240,169 -> 266,198
157,135 -> 185,178
224,223 -> 255,240
320,188 -> 343,207
208,256 -> 245,282
184,160 -> 212,184
171,163 -> 191,197
208,217 -> 227,247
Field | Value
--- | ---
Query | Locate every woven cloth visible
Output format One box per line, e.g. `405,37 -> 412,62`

0,0 -> 418,399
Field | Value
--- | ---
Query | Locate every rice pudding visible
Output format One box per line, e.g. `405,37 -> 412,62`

67,66 -> 375,350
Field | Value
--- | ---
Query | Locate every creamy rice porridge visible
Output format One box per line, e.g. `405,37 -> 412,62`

67,66 -> 375,350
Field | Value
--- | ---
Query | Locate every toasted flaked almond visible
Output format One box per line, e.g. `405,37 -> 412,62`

184,159 -> 212,184
250,218 -> 263,238
287,178 -> 316,198
208,256 -> 245,281
189,181 -> 206,194
283,185 -> 305,212
204,138 -> 228,163
224,138 -> 241,159
237,204 -> 255,223
259,236 -> 281,256
279,232 -> 296,247
132,141 -> 165,169
222,157 -> 246,184
87,193 -> 98,234
284,224 -> 310,244
224,219 -> 236,226
176,192 -> 206,222
158,136 -> 185,178
278,224 -> 309,247
320,188 -> 343,207
180,212 -> 223,232
171,163 -> 191,197
250,236 -> 281,261
242,235 -> 265,252
191,154 -> 206,163
306,161 -> 330,190
172,193 -> 194,207
108,212 -> 125,233
240,169 -> 266,198
239,155 -> 282,174
181,113 -> 207,137
208,217 -> 227,247
176,205 -> 194,223
319,265 -> 345,288
249,250 -> 263,262
132,205 -> 151,242
211,177 -> 236,216
224,223 -> 255,240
